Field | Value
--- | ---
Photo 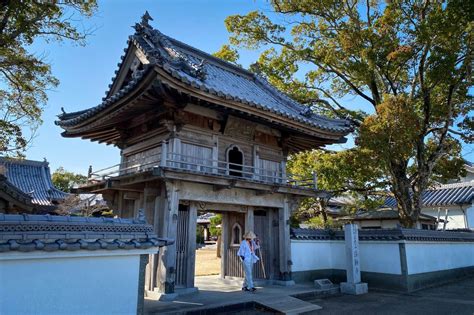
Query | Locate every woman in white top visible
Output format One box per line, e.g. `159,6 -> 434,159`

237,231 -> 260,292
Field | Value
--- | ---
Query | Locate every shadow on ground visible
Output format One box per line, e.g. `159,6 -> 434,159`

145,275 -> 474,315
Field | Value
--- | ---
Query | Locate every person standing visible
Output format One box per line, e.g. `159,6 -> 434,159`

237,231 -> 260,292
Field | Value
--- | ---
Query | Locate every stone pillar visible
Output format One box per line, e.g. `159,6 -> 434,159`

340,224 -> 368,295
278,198 -> 292,281
186,202 -> 198,288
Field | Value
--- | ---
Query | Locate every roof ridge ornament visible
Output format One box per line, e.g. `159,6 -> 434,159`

133,11 -> 154,33
141,11 -> 153,27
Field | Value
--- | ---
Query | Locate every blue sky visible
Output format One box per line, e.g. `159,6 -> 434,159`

27,0 -> 270,174
25,0 -> 473,174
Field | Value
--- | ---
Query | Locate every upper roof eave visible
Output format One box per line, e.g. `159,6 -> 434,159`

56,13 -> 353,140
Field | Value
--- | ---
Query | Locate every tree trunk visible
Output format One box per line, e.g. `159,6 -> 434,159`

390,161 -> 416,228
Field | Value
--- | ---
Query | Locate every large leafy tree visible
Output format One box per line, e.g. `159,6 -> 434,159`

0,1 -> 97,156
222,0 -> 473,227
52,167 -> 87,193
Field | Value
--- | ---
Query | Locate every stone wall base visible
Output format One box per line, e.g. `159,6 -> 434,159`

292,266 -> 474,292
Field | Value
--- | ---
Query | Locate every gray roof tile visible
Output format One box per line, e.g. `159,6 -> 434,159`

385,182 -> 474,208
291,227 -> 474,242
0,213 -> 174,252
0,158 -> 68,210
56,15 -> 352,136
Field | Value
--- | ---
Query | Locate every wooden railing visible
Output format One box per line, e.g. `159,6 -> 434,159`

89,141 -> 318,189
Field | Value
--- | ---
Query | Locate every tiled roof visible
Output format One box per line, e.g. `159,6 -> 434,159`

0,213 -> 174,252
197,212 -> 216,224
385,182 -> 474,208
0,174 -> 31,204
291,227 -> 474,242
337,208 -> 438,222
0,158 -> 68,210
56,13 -> 351,136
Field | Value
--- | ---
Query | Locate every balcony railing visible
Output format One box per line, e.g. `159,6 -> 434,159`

89,141 -> 318,190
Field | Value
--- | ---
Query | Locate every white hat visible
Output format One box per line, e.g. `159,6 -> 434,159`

243,231 -> 256,239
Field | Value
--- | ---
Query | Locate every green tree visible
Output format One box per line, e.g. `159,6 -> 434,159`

209,214 -> 222,236
222,0 -> 473,227
0,1 -> 97,156
52,167 -> 87,192
212,44 -> 240,65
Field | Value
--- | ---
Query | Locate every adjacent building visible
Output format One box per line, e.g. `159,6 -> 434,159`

0,157 -> 68,214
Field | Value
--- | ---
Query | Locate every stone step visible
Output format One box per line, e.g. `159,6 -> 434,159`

256,295 -> 322,315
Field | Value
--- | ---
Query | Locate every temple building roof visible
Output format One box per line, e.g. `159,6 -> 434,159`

56,13 -> 351,149
384,182 -> 474,208
337,208 -> 439,223
0,158 -> 68,212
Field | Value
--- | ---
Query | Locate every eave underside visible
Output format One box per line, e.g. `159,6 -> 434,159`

59,73 -> 349,151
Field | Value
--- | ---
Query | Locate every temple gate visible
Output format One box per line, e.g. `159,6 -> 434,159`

56,13 -> 351,298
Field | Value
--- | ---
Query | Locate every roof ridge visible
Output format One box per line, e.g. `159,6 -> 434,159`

0,157 -> 49,167
164,35 -> 255,78
431,181 -> 474,190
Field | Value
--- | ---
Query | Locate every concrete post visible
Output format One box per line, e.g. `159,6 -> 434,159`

340,224 -> 368,295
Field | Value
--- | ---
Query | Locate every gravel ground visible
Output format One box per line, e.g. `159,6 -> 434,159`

195,245 -> 221,276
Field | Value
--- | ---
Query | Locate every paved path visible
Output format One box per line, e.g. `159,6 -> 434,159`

304,277 -> 474,315
145,276 -> 474,314
144,275 -> 322,314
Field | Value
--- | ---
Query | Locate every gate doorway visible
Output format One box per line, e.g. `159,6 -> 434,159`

195,212 -> 221,278
173,205 -> 283,293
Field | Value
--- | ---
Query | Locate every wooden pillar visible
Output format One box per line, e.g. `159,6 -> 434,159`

186,202 -> 198,288
280,159 -> 287,184
157,181 -> 179,294
245,206 -> 254,233
278,197 -> 291,280
220,212 -> 229,279
253,145 -> 259,179
145,186 -> 162,293
212,134 -> 219,173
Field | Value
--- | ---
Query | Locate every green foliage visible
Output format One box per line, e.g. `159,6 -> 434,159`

0,1 -> 97,156
305,215 -> 341,229
51,167 -> 87,192
209,214 -> 222,236
224,1 -> 473,227
213,44 -> 240,65
196,225 -> 205,244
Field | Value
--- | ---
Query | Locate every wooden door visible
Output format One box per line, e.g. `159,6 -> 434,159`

175,205 -> 189,287
225,212 -> 245,277
253,209 -> 271,279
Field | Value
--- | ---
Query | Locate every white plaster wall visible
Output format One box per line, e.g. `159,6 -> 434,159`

359,242 -> 401,274
465,204 -> 474,229
291,240 -> 402,275
0,251 -> 144,315
405,242 -> 474,275
291,240 -> 340,271
423,207 -> 466,229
